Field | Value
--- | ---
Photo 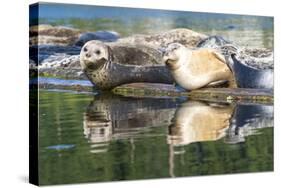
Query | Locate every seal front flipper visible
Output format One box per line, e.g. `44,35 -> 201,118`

211,50 -> 226,63
206,80 -> 228,87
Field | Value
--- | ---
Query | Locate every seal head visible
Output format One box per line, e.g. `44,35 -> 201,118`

163,43 -> 190,71
80,40 -> 113,70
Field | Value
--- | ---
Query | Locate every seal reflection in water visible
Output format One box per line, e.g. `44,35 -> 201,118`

168,101 -> 233,146
167,100 -> 273,177
224,103 -> 273,144
163,43 -> 236,90
167,101 -> 273,146
83,94 -> 177,153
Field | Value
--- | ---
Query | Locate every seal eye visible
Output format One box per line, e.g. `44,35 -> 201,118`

83,47 -> 88,52
95,50 -> 101,55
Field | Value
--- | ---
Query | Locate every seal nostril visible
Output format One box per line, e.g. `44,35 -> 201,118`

86,53 -> 91,58
83,47 -> 88,52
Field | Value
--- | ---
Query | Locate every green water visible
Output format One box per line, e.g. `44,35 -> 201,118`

38,90 -> 273,185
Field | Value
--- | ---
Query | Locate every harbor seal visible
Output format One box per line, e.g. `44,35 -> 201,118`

228,54 -> 273,89
80,40 -> 173,89
163,43 -> 236,90
220,45 -> 274,89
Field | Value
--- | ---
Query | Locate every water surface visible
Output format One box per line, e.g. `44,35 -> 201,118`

39,90 -> 273,185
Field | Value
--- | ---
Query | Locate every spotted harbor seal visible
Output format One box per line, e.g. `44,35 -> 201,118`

80,40 -> 173,89
228,54 -> 273,89
163,43 -> 235,90
219,44 -> 274,89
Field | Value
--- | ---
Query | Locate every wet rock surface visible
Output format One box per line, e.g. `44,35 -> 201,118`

29,45 -> 85,79
30,24 -> 120,46
75,31 -> 120,46
29,25 -> 81,46
118,28 -> 207,49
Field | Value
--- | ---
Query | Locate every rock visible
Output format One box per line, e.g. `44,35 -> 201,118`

29,24 -> 120,46
74,31 -> 120,46
197,35 -> 232,49
29,45 -> 81,63
38,55 -> 86,80
112,83 -> 273,104
243,48 -> 273,58
29,25 -> 81,46
118,28 -> 207,49
29,45 -> 85,79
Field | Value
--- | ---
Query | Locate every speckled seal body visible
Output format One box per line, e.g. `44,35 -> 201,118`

80,40 -> 173,90
230,54 -> 273,89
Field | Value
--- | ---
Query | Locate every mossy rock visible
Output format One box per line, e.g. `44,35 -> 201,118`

112,83 -> 273,104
